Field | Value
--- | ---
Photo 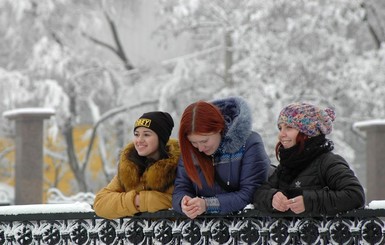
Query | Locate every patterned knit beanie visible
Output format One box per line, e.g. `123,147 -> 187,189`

277,102 -> 336,137
134,111 -> 174,146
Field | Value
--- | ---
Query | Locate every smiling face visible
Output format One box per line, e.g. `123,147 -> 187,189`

278,124 -> 299,149
133,127 -> 160,160
187,132 -> 222,156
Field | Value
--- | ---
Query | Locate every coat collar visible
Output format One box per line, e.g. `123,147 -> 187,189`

118,139 -> 180,192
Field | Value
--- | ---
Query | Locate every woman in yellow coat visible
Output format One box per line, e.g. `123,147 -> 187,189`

93,111 -> 180,219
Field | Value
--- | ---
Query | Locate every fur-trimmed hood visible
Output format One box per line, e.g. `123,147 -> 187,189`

211,96 -> 252,153
118,139 -> 180,192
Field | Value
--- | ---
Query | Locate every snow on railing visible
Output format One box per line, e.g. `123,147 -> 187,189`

0,202 -> 93,216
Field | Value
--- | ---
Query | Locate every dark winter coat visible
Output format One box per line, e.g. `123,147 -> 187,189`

172,97 -> 271,214
253,152 -> 365,215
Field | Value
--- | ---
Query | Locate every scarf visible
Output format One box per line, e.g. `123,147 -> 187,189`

277,134 -> 334,184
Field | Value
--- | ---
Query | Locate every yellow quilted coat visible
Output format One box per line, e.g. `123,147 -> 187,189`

93,139 -> 180,219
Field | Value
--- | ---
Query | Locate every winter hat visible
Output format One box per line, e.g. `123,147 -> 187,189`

134,111 -> 174,146
277,102 -> 336,137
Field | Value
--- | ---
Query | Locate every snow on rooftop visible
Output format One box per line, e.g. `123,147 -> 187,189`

2,107 -> 55,119
353,119 -> 385,130
0,202 -> 93,215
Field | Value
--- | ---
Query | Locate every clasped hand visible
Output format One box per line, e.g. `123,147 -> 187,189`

181,196 -> 206,219
272,191 -> 305,214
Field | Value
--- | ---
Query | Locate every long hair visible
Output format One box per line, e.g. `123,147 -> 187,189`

128,143 -> 170,175
275,132 -> 308,162
179,101 -> 225,188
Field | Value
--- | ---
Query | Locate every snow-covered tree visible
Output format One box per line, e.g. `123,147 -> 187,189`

0,0 -> 384,196
157,0 -> 385,168
0,0 -> 154,193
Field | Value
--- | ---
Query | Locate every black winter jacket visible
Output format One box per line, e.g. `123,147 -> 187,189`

253,152 -> 365,216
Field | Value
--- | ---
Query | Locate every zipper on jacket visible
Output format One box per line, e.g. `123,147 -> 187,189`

212,155 -> 230,186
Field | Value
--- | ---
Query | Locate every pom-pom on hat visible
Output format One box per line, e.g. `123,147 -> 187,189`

134,111 -> 174,146
277,102 -> 336,137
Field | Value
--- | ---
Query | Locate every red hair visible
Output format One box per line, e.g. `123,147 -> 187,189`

178,101 -> 225,188
275,132 -> 308,162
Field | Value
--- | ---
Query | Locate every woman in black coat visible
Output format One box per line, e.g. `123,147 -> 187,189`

253,102 -> 365,215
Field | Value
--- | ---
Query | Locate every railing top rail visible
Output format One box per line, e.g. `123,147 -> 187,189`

0,207 -> 384,222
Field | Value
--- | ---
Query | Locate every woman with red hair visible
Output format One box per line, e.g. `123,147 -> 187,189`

172,96 -> 270,219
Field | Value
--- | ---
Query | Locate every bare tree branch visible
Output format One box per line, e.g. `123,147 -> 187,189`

81,11 -> 134,70
103,11 -> 134,70
362,2 -> 383,49
82,31 -> 118,54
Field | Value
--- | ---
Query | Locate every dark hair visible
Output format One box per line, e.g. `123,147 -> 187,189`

275,132 -> 308,161
128,144 -> 169,175
179,101 -> 225,188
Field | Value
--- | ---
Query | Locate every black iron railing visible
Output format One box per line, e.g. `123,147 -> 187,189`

0,208 -> 384,244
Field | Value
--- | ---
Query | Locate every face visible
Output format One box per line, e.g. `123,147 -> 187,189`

278,124 -> 299,149
187,132 -> 221,156
134,127 -> 160,160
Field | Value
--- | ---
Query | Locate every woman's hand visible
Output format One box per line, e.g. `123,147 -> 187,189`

272,192 -> 305,214
181,195 -> 206,219
272,191 -> 290,212
285,195 -> 305,214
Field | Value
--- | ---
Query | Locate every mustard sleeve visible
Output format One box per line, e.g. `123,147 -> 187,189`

93,175 -> 139,219
138,186 -> 173,213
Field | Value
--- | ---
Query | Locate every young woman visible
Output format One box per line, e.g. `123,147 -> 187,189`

94,111 -> 180,219
172,96 -> 270,219
253,102 -> 365,215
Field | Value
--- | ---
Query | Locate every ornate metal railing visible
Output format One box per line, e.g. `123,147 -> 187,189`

0,207 -> 385,244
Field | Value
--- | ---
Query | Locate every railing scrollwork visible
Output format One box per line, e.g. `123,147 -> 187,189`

0,208 -> 385,244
